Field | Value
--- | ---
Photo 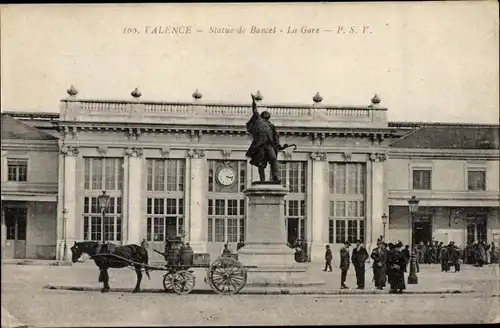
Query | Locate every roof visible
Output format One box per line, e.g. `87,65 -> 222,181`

1,114 -> 58,141
390,125 -> 500,150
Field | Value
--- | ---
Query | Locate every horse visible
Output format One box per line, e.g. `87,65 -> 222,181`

70,241 -> 151,293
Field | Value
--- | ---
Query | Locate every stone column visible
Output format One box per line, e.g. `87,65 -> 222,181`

309,151 -> 329,262
188,149 -> 208,253
61,145 -> 79,260
1,200 -> 6,257
368,152 -> 387,251
126,147 -> 144,245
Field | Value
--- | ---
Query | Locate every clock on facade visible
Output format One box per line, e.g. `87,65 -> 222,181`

216,167 -> 236,186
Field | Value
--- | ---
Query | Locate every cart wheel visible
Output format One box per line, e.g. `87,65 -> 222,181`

172,270 -> 196,295
162,272 -> 175,292
207,258 -> 247,295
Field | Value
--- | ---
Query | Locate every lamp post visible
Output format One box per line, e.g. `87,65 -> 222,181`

381,213 -> 388,241
62,208 -> 68,261
98,191 -> 111,243
408,196 -> 420,284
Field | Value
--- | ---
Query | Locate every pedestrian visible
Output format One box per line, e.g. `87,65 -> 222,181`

351,239 -> 369,289
477,241 -> 486,267
490,242 -> 497,264
441,246 -> 449,272
412,244 -> 420,273
402,245 -> 410,272
222,244 -> 232,256
370,239 -> 387,290
387,241 -> 407,293
324,245 -> 333,272
339,241 -> 351,289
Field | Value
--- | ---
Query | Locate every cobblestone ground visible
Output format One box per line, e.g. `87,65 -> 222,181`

1,263 -> 499,326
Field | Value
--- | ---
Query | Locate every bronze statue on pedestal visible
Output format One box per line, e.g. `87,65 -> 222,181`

245,94 -> 296,184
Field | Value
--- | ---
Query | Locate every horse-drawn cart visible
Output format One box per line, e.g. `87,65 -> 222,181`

90,237 -> 251,295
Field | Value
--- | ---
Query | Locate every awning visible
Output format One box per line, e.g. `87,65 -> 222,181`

1,194 -> 57,202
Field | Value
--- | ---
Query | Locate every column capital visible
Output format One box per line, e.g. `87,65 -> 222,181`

369,152 -> 387,162
188,148 -> 205,159
310,151 -> 327,161
125,147 -> 143,158
60,145 -> 79,156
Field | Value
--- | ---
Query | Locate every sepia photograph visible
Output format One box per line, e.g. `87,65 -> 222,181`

1,2 -> 499,326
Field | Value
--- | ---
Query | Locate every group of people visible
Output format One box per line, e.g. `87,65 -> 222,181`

325,239 -> 408,293
464,241 -> 497,266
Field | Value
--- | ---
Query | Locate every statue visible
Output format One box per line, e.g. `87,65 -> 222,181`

245,94 -> 296,183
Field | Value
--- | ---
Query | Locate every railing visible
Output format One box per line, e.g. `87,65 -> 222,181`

61,98 -> 388,126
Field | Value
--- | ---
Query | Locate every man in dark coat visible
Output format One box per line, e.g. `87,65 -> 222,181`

324,245 -> 333,272
441,245 -> 449,272
387,241 -> 407,293
245,94 -> 283,183
351,239 -> 369,289
370,239 -> 387,290
402,245 -> 410,272
339,241 -> 351,289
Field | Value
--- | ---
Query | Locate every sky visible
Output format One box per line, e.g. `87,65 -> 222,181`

1,2 -> 498,123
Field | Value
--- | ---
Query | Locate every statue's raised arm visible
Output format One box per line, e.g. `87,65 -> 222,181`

250,93 -> 259,117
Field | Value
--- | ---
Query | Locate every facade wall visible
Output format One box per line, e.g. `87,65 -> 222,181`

26,202 -> 57,259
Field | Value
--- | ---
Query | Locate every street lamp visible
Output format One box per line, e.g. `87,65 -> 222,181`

62,208 -> 68,261
381,213 -> 388,240
407,195 -> 420,284
98,190 -> 111,243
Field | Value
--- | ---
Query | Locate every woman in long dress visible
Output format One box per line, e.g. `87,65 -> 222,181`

387,241 -> 407,293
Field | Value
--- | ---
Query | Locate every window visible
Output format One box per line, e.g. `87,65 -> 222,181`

278,161 -> 308,242
84,158 -> 124,191
145,159 -> 186,242
207,160 -> 247,244
468,170 -> 486,191
145,197 -> 184,241
208,199 -> 246,243
7,159 -> 28,182
278,161 -> 307,193
83,196 -> 122,241
147,159 -> 185,192
328,163 -> 366,243
83,157 -> 124,241
412,169 -> 431,190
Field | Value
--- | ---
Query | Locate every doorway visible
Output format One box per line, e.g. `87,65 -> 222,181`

287,218 -> 299,245
412,220 -> 432,245
165,217 -> 177,240
466,216 -> 487,243
4,207 -> 27,259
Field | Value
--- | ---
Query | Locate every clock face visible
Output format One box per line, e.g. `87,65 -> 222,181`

217,167 -> 236,186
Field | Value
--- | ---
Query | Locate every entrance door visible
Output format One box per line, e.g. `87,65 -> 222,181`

5,207 -> 27,259
286,218 -> 299,245
165,217 -> 177,240
412,220 -> 432,245
466,216 -> 487,243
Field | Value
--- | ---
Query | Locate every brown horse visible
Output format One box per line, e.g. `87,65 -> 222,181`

70,241 -> 151,293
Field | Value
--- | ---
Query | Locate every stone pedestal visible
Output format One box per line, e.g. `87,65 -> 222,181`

238,183 -> 324,287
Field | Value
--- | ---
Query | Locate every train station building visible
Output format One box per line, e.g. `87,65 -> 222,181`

1,88 -> 499,263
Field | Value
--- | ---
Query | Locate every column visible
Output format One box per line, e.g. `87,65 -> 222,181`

309,151 -> 329,262
61,145 -> 79,260
188,149 -> 208,253
126,147 -> 143,245
369,152 -> 387,251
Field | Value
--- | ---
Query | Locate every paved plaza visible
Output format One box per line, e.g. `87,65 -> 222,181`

1,262 -> 499,326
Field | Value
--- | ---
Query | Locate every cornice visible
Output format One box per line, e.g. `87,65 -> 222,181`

389,148 -> 500,160
56,120 -> 398,140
